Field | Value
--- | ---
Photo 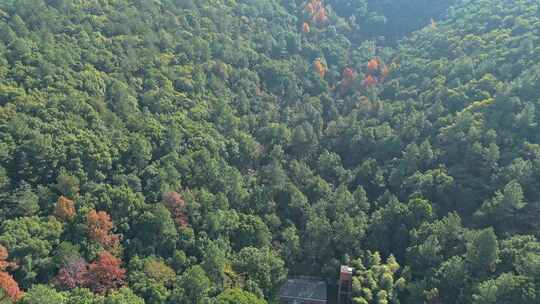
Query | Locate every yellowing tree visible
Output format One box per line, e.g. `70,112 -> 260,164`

54,196 -> 76,221
314,59 -> 327,77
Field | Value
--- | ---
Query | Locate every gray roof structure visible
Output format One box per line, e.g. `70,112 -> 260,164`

279,277 -> 328,303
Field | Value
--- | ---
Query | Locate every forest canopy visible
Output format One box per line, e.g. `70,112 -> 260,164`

1,0 -> 540,303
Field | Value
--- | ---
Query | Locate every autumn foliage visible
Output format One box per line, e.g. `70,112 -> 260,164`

0,246 -> 17,274
55,196 -> 76,221
86,251 -> 126,294
339,67 -> 358,94
362,75 -> 378,87
87,210 -> 120,249
302,22 -> 310,33
313,59 -> 327,77
363,58 -> 390,87
305,0 -> 328,24
0,246 -> 12,272
0,246 -> 22,301
163,192 -> 189,227
55,257 -> 89,290
0,273 -> 22,301
55,252 -> 126,294
367,58 -> 380,71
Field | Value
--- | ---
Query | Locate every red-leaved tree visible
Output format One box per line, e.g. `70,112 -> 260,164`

163,192 -> 189,227
86,251 -> 126,294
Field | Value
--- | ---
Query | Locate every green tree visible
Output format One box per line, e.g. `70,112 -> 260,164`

233,247 -> 287,300
0,217 -> 63,287
232,214 -> 271,250
66,288 -> 103,304
215,288 -> 267,304
201,241 -> 227,287
104,288 -> 145,304
350,252 -> 405,304
467,228 -> 499,276
128,256 -> 175,304
130,204 -> 178,257
9,185 -> 39,217
475,181 -> 526,231
55,171 -> 80,199
19,285 -> 66,304
170,266 -> 211,304
473,273 -> 536,304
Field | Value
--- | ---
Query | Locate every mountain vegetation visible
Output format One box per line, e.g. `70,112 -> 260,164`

1,0 -> 540,303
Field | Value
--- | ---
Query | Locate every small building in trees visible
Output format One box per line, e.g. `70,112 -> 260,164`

279,276 -> 328,304
337,266 -> 354,304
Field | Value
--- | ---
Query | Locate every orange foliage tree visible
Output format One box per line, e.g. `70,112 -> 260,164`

313,59 -> 326,77
0,246 -> 12,272
86,251 -> 126,294
0,273 -> 22,301
305,0 -> 328,24
367,58 -> 379,72
87,210 -> 120,249
55,196 -> 76,221
363,75 -> 378,87
364,58 -> 390,86
0,246 -> 22,301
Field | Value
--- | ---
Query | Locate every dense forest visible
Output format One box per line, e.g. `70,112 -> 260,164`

1,0 -> 540,303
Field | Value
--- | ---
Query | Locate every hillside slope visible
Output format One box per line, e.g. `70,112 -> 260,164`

0,0 -> 539,303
